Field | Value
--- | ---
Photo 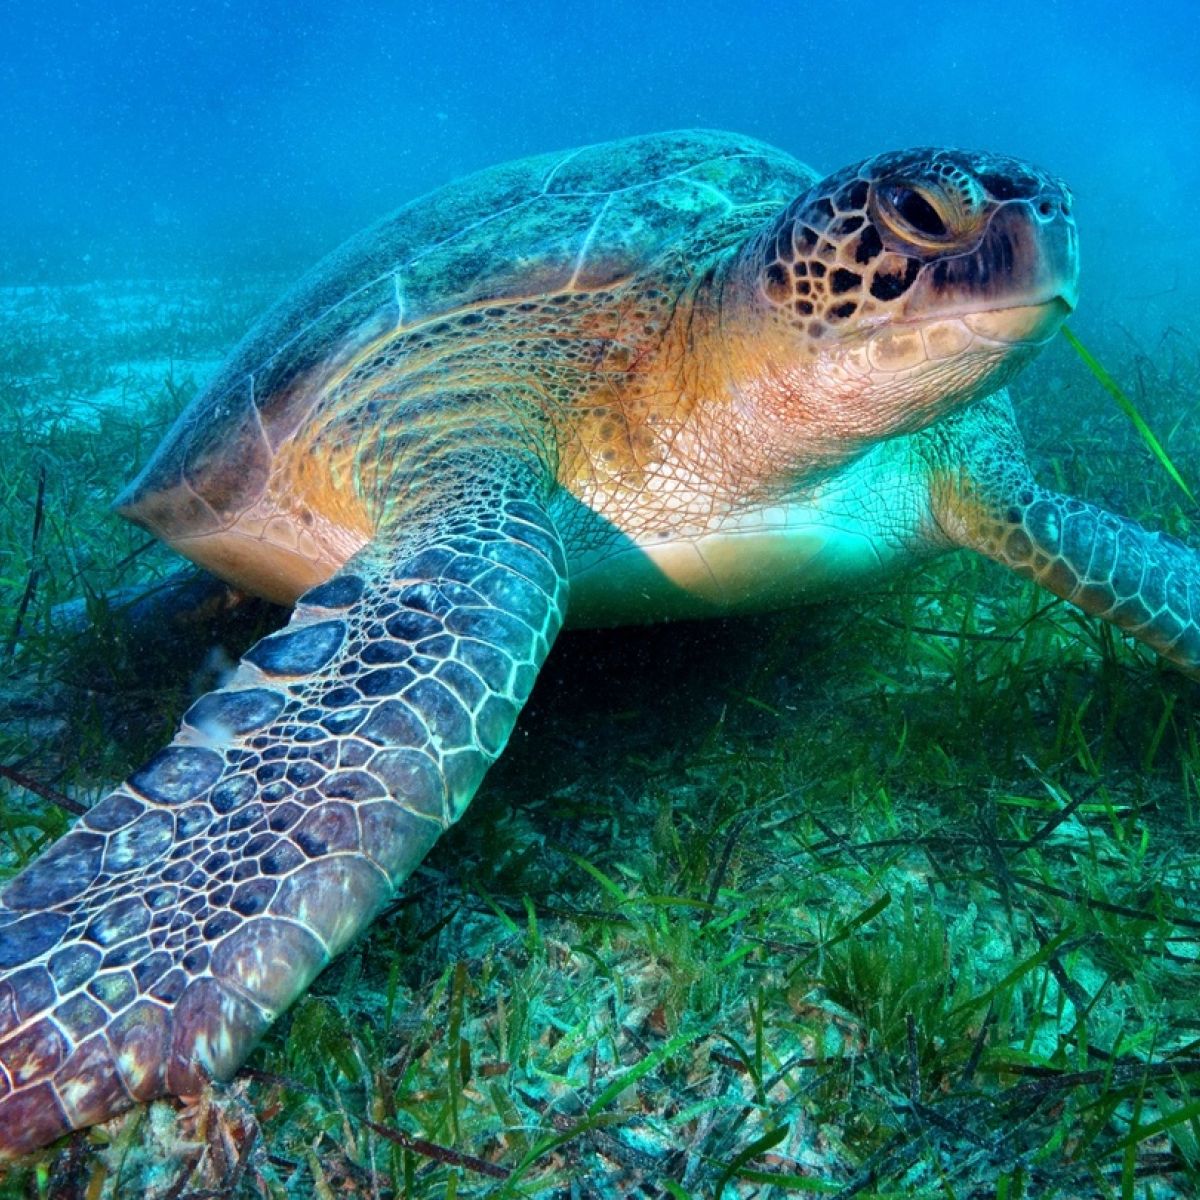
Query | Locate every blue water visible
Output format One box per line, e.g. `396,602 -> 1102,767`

1,2 -> 1199,1180
2,0 -> 1198,343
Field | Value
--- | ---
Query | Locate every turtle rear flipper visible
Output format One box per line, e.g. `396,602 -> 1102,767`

0,447 -> 566,1156
50,569 -> 261,643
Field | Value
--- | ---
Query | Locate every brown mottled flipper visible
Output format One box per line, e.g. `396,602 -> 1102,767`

0,450 -> 566,1157
933,402 -> 1200,678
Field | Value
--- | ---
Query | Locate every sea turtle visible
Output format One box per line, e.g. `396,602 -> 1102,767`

1,129 -> 1197,1158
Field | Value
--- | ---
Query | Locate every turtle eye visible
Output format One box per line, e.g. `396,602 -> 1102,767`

878,183 -> 950,241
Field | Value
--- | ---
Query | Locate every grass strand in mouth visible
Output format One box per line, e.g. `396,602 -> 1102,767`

1060,323 -> 1196,504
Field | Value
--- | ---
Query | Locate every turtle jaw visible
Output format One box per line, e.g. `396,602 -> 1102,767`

828,276 -> 1074,390
880,289 -> 1075,355
958,294 -> 1074,346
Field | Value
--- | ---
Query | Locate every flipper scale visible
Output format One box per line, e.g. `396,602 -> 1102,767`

0,458 -> 565,1156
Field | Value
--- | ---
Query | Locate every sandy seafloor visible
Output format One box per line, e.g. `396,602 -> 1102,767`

0,268 -> 1197,1196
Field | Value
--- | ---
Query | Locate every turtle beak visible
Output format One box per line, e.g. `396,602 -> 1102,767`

960,294 -> 1073,345
904,186 -> 1080,346
1055,273 -> 1079,313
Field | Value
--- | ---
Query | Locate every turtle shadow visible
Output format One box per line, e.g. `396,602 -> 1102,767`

450,607 -> 845,877
4,571 -> 849,871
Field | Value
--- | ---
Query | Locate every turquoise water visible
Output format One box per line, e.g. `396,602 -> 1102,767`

1,3 -> 1199,1192
3,0 -> 1197,346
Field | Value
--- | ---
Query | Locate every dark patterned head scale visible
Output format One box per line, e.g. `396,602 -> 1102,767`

749,147 -> 1077,344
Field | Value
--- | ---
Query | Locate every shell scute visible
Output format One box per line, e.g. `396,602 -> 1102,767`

116,131 -> 815,552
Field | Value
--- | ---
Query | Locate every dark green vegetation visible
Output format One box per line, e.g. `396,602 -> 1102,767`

0,278 -> 1197,1198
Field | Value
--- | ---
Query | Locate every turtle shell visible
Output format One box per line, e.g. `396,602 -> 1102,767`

114,131 -> 816,547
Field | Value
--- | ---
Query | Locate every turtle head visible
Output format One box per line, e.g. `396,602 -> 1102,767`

726,148 -> 1078,451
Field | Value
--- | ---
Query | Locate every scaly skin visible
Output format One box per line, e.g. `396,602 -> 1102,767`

929,397 -> 1200,677
4,131 -> 1192,1162
0,446 -> 565,1156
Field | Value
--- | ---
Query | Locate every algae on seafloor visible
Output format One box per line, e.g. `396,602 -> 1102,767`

0,279 -> 1197,1197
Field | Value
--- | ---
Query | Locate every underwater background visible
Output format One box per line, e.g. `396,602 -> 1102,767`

4,0 -> 1199,348
2,1 -> 1200,1196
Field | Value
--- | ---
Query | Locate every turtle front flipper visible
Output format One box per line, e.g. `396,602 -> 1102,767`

0,450 -> 567,1157
932,405 -> 1200,677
